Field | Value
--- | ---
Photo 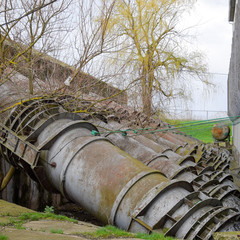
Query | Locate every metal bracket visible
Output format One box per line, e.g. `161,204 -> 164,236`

0,123 -> 40,168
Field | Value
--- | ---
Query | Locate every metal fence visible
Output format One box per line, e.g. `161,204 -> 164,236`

165,109 -> 228,120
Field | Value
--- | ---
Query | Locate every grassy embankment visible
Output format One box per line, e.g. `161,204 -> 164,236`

166,119 -> 232,143
0,212 -> 177,240
0,201 -> 177,240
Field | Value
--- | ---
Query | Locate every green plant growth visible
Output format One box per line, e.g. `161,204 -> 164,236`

166,119 -> 232,144
0,235 -> 8,240
136,232 -> 177,240
0,211 -> 77,229
10,218 -> 25,230
50,228 -> 64,234
81,225 -> 134,238
18,212 -> 77,223
81,225 -> 177,240
44,205 -> 54,214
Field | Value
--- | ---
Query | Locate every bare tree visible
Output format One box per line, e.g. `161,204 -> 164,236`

0,0 -> 73,95
0,0 -> 131,112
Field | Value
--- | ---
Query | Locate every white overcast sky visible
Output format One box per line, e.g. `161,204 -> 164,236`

167,0 -> 232,119
185,0 -> 232,74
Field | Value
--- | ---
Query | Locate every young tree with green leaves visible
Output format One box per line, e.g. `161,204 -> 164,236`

106,0 -> 208,117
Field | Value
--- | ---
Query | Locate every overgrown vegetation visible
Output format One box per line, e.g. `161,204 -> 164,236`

80,225 -> 177,240
166,119 -> 232,143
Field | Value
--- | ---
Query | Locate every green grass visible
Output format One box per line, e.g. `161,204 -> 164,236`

0,235 -> 8,240
50,228 -> 64,234
18,212 -> 78,223
0,205 -> 176,240
81,225 -> 134,238
81,225 -> 177,240
1,212 -> 177,240
0,211 -> 78,229
136,232 -> 177,240
166,119 -> 232,143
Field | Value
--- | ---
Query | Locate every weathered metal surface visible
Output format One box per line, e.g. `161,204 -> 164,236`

0,98 -> 240,240
145,132 -> 179,150
100,123 -> 198,181
37,118 -> 202,233
91,119 -> 240,213
211,124 -> 230,141
191,148 -> 205,163
158,131 -> 187,146
170,131 -> 201,145
106,131 -> 240,218
105,132 -> 159,165
165,197 -> 222,238
26,112 -> 82,142
0,122 -> 40,167
170,166 -> 197,182
146,156 -> 184,179
98,118 -> 200,161
132,135 -> 170,153
175,145 -> 197,156
183,207 -> 239,240
104,130 -> 200,183
128,181 -> 195,232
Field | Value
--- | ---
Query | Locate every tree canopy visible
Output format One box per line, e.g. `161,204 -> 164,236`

105,0 -> 208,117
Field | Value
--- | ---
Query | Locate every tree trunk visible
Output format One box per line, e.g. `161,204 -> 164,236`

141,67 -> 154,119
142,93 -> 152,118
142,79 -> 152,118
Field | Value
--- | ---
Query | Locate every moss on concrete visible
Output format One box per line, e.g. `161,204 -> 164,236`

0,200 -> 34,217
213,231 -> 240,240
23,220 -> 98,234
0,228 -> 85,240
0,200 -> 99,239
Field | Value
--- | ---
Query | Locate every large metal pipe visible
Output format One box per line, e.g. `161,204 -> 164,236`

0,99 -> 240,240
104,131 -> 196,181
24,119 -> 240,239
103,119 -> 197,166
90,118 -> 240,212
